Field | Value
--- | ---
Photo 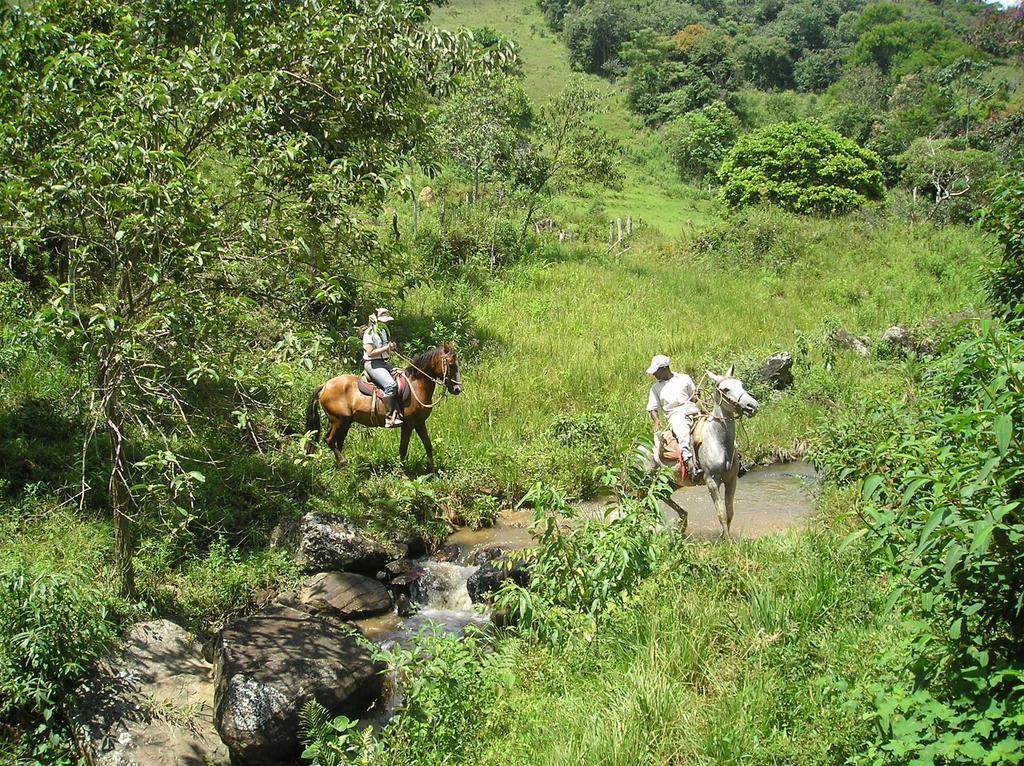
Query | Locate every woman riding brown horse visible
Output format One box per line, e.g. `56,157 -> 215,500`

304,343 -> 462,469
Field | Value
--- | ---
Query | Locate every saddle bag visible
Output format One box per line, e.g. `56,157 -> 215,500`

657,430 -> 681,463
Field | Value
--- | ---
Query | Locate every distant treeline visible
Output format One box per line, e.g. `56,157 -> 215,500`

535,0 -> 1023,218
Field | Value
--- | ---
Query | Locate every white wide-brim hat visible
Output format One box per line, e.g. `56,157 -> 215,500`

646,354 -> 670,374
374,308 -> 395,323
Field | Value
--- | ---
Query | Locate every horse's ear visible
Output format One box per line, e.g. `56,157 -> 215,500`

706,370 -> 722,384
726,364 -> 735,378
443,341 -> 453,352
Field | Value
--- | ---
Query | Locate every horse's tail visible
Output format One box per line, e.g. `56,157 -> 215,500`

304,384 -> 324,454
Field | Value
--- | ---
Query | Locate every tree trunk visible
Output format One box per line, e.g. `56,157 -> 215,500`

102,367 -> 137,600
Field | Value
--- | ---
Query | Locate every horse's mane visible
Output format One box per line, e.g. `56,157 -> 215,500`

406,346 -> 446,379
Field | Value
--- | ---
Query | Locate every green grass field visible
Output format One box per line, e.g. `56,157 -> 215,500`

351,208 -> 993,487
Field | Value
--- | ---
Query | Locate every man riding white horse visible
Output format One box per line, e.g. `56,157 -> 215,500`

646,354 -> 703,481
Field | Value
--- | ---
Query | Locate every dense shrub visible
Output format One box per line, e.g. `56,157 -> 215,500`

302,626 -> 509,765
896,137 -> 999,223
811,321 -> 1024,762
663,100 -> 740,180
493,474 -> 666,642
718,119 -> 884,214
848,20 -> 978,77
793,48 -> 844,91
0,564 -> 123,759
735,35 -> 794,89
980,173 -> 1024,318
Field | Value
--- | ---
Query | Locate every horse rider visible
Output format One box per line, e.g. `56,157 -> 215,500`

363,308 -> 403,427
646,354 -> 703,480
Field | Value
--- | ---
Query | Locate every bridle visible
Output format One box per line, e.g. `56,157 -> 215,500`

392,349 -> 458,410
704,377 -> 752,422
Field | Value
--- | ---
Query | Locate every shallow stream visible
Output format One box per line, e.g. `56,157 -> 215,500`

354,461 -> 820,646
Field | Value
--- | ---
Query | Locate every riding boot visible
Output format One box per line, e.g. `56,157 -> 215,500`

684,456 -> 703,481
385,397 -> 403,428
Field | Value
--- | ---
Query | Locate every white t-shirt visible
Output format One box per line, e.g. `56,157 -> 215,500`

362,325 -> 390,362
647,372 -> 698,415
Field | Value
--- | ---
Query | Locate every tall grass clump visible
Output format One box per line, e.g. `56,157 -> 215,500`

470,525 -> 897,766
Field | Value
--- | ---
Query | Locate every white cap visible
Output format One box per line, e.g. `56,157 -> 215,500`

374,308 -> 394,323
646,354 -> 670,374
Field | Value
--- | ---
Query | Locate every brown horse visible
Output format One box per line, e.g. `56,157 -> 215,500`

304,343 -> 462,469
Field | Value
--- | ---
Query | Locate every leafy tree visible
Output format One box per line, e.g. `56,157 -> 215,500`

897,137 -> 999,221
538,0 -> 587,29
849,20 -> 978,76
564,0 -> 640,72
968,5 -> 1024,58
686,29 -> 737,86
664,100 -> 740,180
671,23 -> 711,52
0,0 -> 511,596
850,2 -> 906,37
431,72 -> 531,201
718,119 -> 884,214
770,0 -> 840,54
736,35 -> 794,89
512,81 -> 622,232
794,48 -> 844,91
654,66 -> 719,121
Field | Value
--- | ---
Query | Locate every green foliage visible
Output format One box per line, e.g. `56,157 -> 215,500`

136,539 -> 299,631
563,0 -> 641,73
768,0 -> 840,54
969,6 -> 1024,58
0,0 -> 517,596
430,71 -> 531,200
718,119 -> 884,214
811,320 -> 1024,762
981,173 -> 1024,319
849,19 -> 979,77
0,563 -> 123,759
735,35 -> 795,89
793,48 -> 844,92
493,469 -> 666,642
301,701 -> 384,766
663,100 -> 740,180
302,626 -> 510,765
896,137 -> 999,223
512,80 -> 623,232
470,528 -> 896,765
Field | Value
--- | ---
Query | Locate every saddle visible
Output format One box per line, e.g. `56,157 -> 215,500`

357,371 -> 412,404
656,417 -> 707,464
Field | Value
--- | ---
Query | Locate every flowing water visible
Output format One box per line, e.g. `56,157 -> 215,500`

664,460 -> 821,538
355,461 -> 820,646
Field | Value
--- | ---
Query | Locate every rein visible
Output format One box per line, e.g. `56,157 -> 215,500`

391,349 -> 451,410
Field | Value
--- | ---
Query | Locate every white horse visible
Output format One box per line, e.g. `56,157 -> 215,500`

647,366 -> 760,539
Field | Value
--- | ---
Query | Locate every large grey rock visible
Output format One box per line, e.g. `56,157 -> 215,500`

72,619 -> 229,766
881,325 -> 913,349
758,352 -> 794,389
833,329 -> 870,357
296,571 -> 393,619
467,555 -> 532,604
212,604 -> 382,765
272,512 -> 392,573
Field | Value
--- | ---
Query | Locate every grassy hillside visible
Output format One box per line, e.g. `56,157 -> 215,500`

432,0 -> 720,234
